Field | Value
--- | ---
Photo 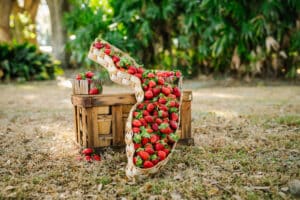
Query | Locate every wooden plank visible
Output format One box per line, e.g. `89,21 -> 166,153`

96,106 -> 110,114
86,108 -> 93,147
122,104 -> 132,114
74,106 -> 78,143
81,108 -> 88,147
180,101 -> 191,139
92,107 -> 102,147
112,105 -> 124,146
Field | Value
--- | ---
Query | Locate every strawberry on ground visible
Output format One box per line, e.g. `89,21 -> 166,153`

82,148 -> 93,155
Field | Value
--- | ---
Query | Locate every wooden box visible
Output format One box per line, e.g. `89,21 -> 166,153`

71,91 -> 193,149
72,79 -> 102,95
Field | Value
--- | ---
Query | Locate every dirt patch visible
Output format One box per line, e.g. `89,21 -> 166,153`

0,79 -> 299,199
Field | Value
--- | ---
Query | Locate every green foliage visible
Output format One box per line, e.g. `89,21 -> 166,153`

66,0 -> 300,79
0,43 -> 63,81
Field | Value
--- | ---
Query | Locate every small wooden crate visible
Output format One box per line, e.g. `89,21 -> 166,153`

72,79 -> 102,94
71,91 -> 193,149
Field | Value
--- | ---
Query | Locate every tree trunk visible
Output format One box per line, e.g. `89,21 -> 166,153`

0,0 -> 13,42
46,0 -> 69,68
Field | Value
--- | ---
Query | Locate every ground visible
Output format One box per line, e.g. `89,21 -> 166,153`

0,78 -> 299,199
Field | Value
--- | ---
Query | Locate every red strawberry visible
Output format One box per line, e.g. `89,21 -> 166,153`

173,87 -> 181,98
85,155 -> 92,162
157,77 -> 164,85
133,156 -> 143,167
76,74 -> 82,80
128,68 -> 136,75
167,133 -> 180,144
135,73 -> 142,79
167,100 -> 176,107
142,137 -> 149,146
150,134 -> 160,144
112,55 -> 120,63
139,118 -> 147,126
133,111 -> 142,119
159,110 -> 169,118
176,71 -> 181,77
143,160 -> 154,168
162,86 -> 171,96
143,110 -> 150,116
158,97 -> 167,104
132,119 -> 142,127
147,73 -> 155,78
146,103 -> 155,112
144,115 -> 153,123
168,94 -> 177,99
104,49 -> 111,55
105,43 -> 111,49
171,113 -> 179,121
148,80 -> 156,88
94,41 -> 103,49
157,150 -> 167,161
138,103 -> 145,110
163,148 -> 170,155
93,154 -> 101,161
152,123 -> 159,131
85,71 -> 94,78
133,127 -> 140,133
82,148 -> 93,155
152,159 -> 159,165
134,143 -> 141,150
156,118 -> 163,125
145,90 -> 154,99
159,104 -> 168,111
86,78 -> 92,84
152,87 -> 161,97
170,120 -> 178,130
89,88 -> 99,95
155,143 -> 165,151
147,128 -> 153,133
153,110 -> 159,117
145,147 -> 155,155
137,67 -> 144,74
138,151 -> 150,161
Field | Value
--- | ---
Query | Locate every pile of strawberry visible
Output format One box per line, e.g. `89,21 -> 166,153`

93,40 -> 182,169
78,148 -> 101,162
75,71 -> 102,95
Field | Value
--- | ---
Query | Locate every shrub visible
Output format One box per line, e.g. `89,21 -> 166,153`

0,42 -> 63,81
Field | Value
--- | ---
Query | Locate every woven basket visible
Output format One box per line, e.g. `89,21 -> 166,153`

88,39 -> 182,180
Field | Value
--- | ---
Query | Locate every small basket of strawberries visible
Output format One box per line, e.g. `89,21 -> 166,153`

72,71 -> 103,95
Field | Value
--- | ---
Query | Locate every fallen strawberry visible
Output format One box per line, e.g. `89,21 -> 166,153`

82,148 -> 93,155
93,154 -> 101,161
85,155 -> 92,162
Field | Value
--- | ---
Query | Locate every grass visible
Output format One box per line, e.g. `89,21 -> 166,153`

0,80 -> 299,199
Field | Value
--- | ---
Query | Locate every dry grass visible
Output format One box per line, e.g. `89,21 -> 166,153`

0,79 -> 299,199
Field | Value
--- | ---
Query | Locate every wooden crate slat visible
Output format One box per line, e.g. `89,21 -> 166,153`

180,101 -> 192,139
112,105 -> 124,146
96,106 -> 110,115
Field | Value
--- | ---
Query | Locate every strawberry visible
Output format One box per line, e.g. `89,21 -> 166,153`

134,143 -> 141,149
167,100 -> 176,107
112,55 -> 120,63
143,84 -> 149,91
143,110 -> 150,116
145,147 -> 155,155
158,110 -> 169,118
168,94 -> 177,99
133,134 -> 141,143
159,104 -> 168,111
128,68 -> 136,75
158,97 -> 167,104
176,71 -> 181,77
153,110 -> 159,117
132,119 -> 142,127
162,86 -> 171,96
89,88 -> 99,95
135,73 -> 142,79
138,151 -> 150,161
170,120 -> 178,130
85,71 -> 94,78
147,128 -> 153,133
82,148 -> 93,155
104,48 -> 111,55
85,155 -> 92,162
76,74 -> 82,80
105,43 -> 111,49
94,41 -> 103,49
155,118 -> 163,125
86,78 -> 92,85
133,156 -> 143,167
146,103 -> 155,112
152,87 -> 161,97
143,160 -> 154,168
173,87 -> 181,98
137,103 -> 145,110
157,150 -> 167,161
155,143 -> 165,151
152,123 -> 159,131
148,80 -> 156,88
139,118 -> 147,126
142,137 -> 149,146
147,73 -> 155,78
133,127 -> 140,133
157,77 -> 164,85
163,148 -> 170,155
145,90 -> 154,100
144,115 -> 153,123
171,112 -> 179,121
137,67 -> 144,74
133,111 -> 142,119
159,123 -> 171,134
150,134 -> 160,144
93,154 -> 101,161
168,133 -> 179,144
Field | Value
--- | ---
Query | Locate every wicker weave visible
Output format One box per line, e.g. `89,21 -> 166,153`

88,39 -> 182,180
